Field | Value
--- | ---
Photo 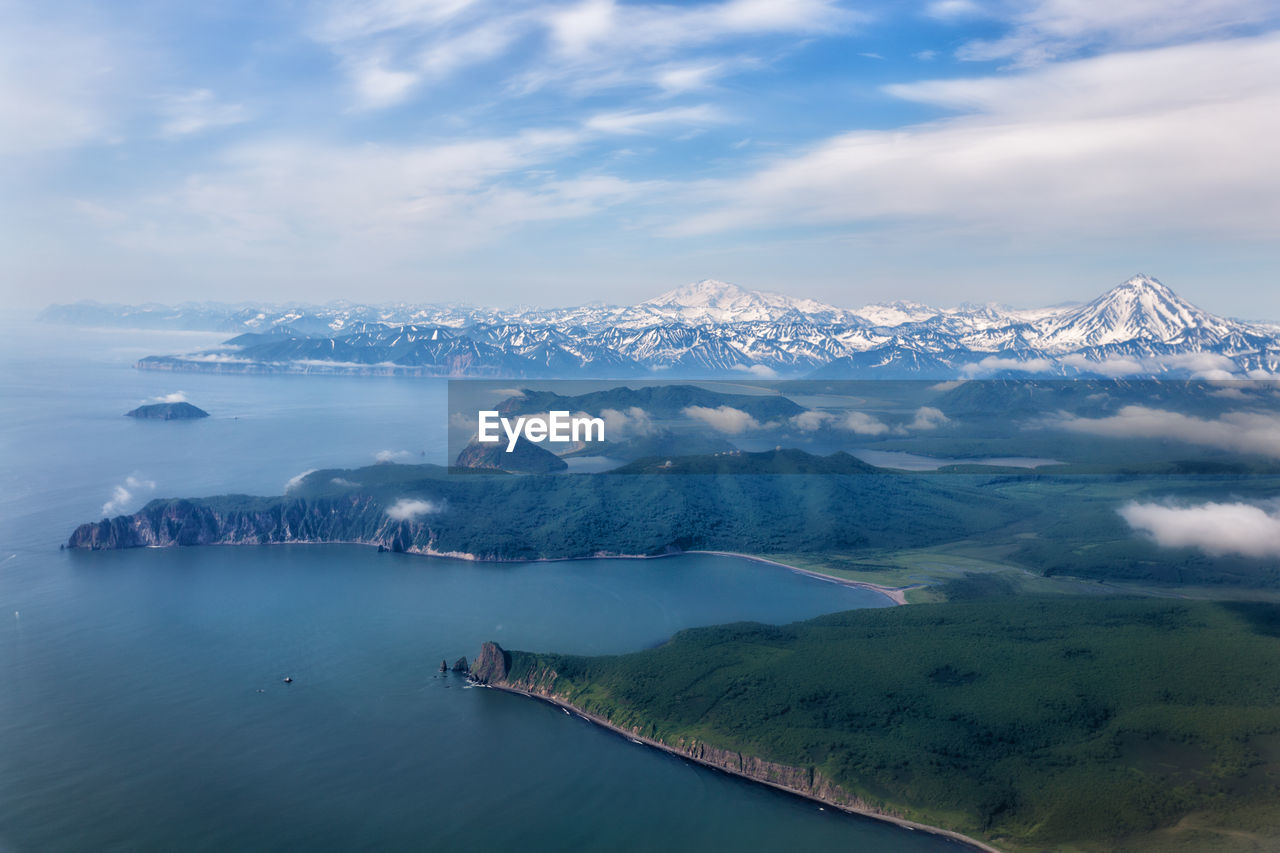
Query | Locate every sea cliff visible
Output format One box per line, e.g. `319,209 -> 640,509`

468,641 -> 999,852
66,462 -> 1015,561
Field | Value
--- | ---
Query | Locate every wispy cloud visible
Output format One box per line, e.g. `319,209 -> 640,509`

310,0 -> 858,108
789,406 -> 947,435
600,406 -> 658,438
585,104 -> 727,135
148,391 -> 188,403
375,449 -> 417,463
102,475 -> 155,515
158,89 -> 248,138
963,356 -> 1056,377
1120,501 -> 1280,558
284,469 -> 317,493
671,33 -> 1280,241
0,5 -> 126,154
1054,406 -> 1280,458
950,0 -> 1279,66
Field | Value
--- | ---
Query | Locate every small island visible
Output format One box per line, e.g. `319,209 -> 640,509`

125,401 -> 209,420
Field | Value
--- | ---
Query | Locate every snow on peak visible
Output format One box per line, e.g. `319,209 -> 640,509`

853,300 -> 940,327
636,279 -> 850,324
1034,273 -> 1232,349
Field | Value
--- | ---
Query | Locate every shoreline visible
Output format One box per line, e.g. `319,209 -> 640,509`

479,681 -> 1001,853
682,550 -> 914,604
81,538 -> 915,606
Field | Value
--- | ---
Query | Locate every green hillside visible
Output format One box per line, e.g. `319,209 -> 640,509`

497,598 -> 1280,852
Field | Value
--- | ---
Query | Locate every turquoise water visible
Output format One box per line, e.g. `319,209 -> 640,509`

0,324 -> 967,852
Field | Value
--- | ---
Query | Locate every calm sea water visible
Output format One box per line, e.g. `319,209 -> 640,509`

0,323 -> 967,852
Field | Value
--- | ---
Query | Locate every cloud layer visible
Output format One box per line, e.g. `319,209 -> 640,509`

1120,501 -> 1280,558
1056,406 -> 1280,458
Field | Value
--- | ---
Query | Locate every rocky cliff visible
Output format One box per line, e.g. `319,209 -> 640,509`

67,462 -> 1009,560
468,642 -> 510,684
468,642 -> 993,850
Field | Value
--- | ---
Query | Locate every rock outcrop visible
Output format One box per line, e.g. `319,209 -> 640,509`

451,656 -> 469,673
468,642 -> 510,684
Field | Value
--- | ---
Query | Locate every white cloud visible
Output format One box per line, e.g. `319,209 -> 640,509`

158,89 -> 248,138
683,404 -> 761,434
925,0 -> 985,21
1060,352 -> 1242,378
790,409 -> 832,431
386,497 -> 444,520
284,469 -> 317,493
600,406 -> 658,438
733,363 -> 779,378
585,104 -> 727,135
671,34 -> 1280,242
1120,501 -> 1280,558
148,391 -> 188,403
331,477 -> 361,487
1055,406 -> 1280,458
82,129 -> 666,256
310,0 -> 857,107
102,475 -> 156,516
375,449 -> 417,463
908,406 -> 949,430
836,410 -> 892,435
953,0 -> 1278,66
962,356 -> 1057,376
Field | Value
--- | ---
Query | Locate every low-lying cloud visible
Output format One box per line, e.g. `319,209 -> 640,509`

284,469 -> 316,493
600,406 -> 658,438
790,406 -> 947,435
102,475 -> 156,516
148,391 -> 189,403
385,498 -> 443,521
962,357 -> 1056,377
1055,406 -> 1280,458
908,406 -> 949,430
683,405 -> 761,435
1062,352 -> 1243,379
1120,501 -> 1280,558
375,449 -> 416,463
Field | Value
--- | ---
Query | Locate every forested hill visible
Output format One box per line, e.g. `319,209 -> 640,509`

480,598 -> 1280,852
67,461 -> 1014,558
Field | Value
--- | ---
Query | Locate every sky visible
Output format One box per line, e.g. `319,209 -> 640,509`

1,0 -> 1278,316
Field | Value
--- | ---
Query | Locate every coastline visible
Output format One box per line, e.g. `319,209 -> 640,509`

81,538 -> 915,606
683,550 -> 914,605
479,681 -> 1002,853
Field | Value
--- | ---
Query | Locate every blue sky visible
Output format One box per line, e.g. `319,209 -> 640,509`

2,0 -> 1278,315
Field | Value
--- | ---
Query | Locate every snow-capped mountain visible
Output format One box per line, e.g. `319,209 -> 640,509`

1031,274 -> 1238,350
41,275 -> 1280,378
631,279 -> 860,326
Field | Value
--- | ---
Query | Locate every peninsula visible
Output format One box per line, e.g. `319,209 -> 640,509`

468,598 -> 1280,852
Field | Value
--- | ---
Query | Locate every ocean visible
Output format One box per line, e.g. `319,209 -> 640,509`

0,322 -> 968,852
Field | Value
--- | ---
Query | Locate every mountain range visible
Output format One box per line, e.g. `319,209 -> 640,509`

41,275 -> 1280,378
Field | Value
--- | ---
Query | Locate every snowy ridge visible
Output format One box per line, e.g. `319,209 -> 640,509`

44,275 -> 1280,378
